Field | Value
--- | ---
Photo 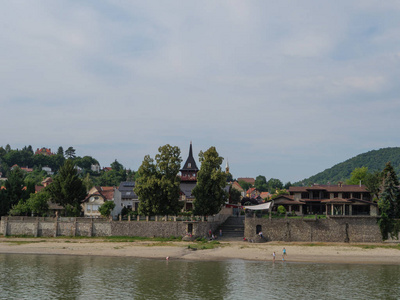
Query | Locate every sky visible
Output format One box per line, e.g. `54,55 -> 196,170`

1,1 -> 400,183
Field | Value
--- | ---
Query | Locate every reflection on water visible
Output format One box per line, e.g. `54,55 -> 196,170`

0,254 -> 400,299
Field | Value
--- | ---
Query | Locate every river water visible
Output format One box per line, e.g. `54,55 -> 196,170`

0,254 -> 399,299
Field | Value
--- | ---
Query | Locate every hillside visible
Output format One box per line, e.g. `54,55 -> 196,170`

294,147 -> 400,186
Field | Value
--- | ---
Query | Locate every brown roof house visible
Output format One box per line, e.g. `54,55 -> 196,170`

82,186 -> 116,218
270,183 -> 379,216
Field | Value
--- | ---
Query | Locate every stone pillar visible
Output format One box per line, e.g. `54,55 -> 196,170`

119,215 -> 122,221
34,217 -> 39,237
88,218 -> 93,237
128,215 -> 131,222
137,215 -> 140,221
54,218 -> 58,237
73,218 -> 77,237
146,216 -> 149,222
299,205 -> 303,215
155,215 -> 158,222
164,215 -> 167,222
349,205 -> 352,216
343,204 -> 345,216
174,216 -> 177,222
2,217 -> 8,236
331,204 -> 334,216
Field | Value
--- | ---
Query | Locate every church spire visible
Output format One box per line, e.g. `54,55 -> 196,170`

180,142 -> 199,181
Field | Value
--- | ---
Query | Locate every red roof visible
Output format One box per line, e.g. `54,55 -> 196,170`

237,177 -> 255,185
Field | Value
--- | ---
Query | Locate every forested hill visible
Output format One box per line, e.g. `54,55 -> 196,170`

294,147 -> 400,186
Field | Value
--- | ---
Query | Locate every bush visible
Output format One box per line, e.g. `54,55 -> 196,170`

277,205 -> 286,215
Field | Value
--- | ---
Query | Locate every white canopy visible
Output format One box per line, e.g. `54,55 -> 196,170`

244,202 -> 272,210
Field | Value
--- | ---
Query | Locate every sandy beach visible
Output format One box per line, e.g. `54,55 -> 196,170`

0,237 -> 399,265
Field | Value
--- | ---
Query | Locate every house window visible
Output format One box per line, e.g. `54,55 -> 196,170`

353,192 -> 361,199
87,206 -> 91,212
312,191 -> 320,199
92,205 -> 99,211
343,192 -> 350,199
188,163 -> 191,168
322,192 -> 329,199
301,192 -> 309,199
334,193 -> 339,198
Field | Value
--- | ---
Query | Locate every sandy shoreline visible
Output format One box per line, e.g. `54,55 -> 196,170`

0,238 -> 399,265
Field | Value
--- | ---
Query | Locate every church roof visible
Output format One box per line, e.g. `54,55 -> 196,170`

180,142 -> 199,172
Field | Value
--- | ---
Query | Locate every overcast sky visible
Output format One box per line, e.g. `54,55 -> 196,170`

1,1 -> 400,183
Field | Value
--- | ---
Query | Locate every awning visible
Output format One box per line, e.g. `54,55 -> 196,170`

244,202 -> 271,210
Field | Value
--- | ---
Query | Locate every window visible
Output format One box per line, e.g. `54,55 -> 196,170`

188,163 -> 191,168
301,192 -> 309,199
353,192 -> 361,199
343,192 -> 350,199
334,193 -> 339,198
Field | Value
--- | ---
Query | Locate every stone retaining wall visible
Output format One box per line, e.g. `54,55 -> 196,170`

0,217 -> 220,238
245,216 -> 383,243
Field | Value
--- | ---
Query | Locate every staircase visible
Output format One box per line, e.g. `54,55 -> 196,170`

216,216 -> 245,241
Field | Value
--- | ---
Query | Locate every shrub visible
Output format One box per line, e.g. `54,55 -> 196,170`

277,205 -> 286,215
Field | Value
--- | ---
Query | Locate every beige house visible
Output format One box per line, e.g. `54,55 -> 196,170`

82,186 -> 115,218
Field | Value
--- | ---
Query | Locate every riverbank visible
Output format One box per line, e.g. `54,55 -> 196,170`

0,237 -> 399,265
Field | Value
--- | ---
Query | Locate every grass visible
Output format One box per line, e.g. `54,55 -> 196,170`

102,236 -> 182,243
188,240 -> 221,250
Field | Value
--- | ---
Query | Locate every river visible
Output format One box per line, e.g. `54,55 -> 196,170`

0,254 -> 399,299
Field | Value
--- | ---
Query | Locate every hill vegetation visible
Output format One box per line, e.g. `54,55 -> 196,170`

294,147 -> 400,186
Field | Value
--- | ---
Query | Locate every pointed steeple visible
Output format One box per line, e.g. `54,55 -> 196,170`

180,142 -> 199,181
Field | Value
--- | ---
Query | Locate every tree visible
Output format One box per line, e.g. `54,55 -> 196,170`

57,146 -> 64,156
377,162 -> 400,239
65,147 -> 76,159
268,178 -> 283,193
98,201 -> 115,218
255,175 -> 268,192
192,147 -> 227,215
11,191 -> 50,216
229,186 -> 241,204
1,167 -> 28,215
346,167 -> 369,185
111,159 -> 123,172
135,144 -> 182,216
83,173 -> 93,192
47,160 -> 87,216
226,172 -> 233,182
238,180 -> 252,192
364,171 -> 381,200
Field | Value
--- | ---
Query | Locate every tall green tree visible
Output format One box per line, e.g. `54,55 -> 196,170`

238,180 -> 252,192
135,144 -> 182,216
1,167 -> 29,215
255,175 -> 268,192
192,147 -> 227,215
268,178 -> 283,193
65,147 -> 76,159
346,167 -> 369,185
47,160 -> 87,216
111,159 -> 123,172
377,162 -> 400,239
57,146 -> 64,156
229,186 -> 241,204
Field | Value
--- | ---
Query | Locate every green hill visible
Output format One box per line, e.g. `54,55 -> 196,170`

294,147 -> 400,186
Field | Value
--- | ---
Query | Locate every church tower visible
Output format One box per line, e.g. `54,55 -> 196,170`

180,142 -> 199,182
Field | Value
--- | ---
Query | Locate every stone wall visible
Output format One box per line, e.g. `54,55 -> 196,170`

0,217 -> 220,238
245,216 -> 382,243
